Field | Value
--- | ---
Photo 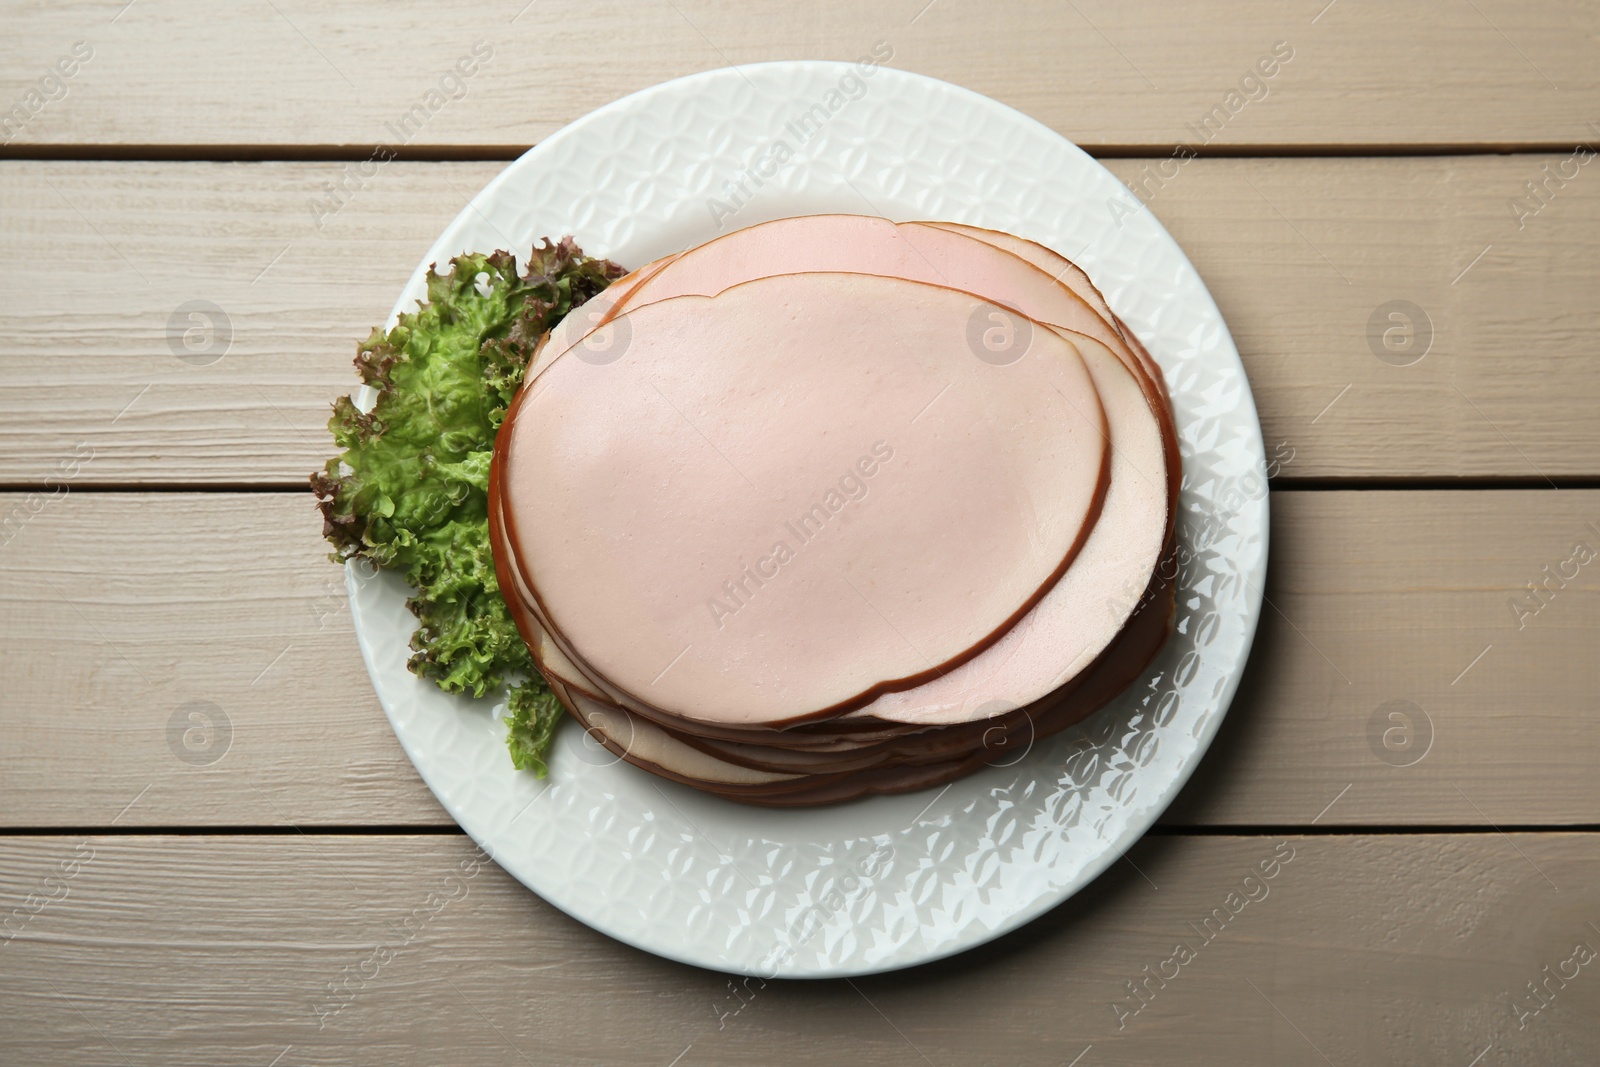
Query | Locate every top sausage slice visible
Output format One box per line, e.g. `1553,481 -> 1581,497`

496,270 -> 1109,727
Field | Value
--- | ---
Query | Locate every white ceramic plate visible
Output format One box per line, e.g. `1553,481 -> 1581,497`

347,60 -> 1267,977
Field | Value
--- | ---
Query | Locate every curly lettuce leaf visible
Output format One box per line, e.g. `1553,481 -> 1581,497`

312,238 -> 626,775
505,685 -> 566,777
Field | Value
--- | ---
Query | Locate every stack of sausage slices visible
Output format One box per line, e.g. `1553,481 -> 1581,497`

489,214 -> 1180,806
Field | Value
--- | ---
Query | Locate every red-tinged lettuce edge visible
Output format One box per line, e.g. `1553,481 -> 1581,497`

311,238 -> 627,776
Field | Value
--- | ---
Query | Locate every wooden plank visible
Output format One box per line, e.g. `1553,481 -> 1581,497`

2,1 -> 1596,151
1169,488 -> 1600,827
1,489 -> 1593,829
0,159 -> 498,488
2,156 -> 1598,485
0,492 -> 441,829
1130,156 -> 1600,484
0,832 -> 1594,1064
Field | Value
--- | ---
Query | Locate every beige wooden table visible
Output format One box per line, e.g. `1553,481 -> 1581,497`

3,3 -> 1598,1064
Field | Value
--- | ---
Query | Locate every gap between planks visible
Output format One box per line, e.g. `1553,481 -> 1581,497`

2,824 -> 1599,837
3,142 -> 1597,164
4,478 -> 1600,494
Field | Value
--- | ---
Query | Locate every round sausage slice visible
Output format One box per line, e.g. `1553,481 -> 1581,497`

853,328 -> 1169,723
519,217 -> 1173,728
496,270 -> 1109,728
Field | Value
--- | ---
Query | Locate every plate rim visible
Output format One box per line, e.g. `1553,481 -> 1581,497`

348,58 -> 1269,978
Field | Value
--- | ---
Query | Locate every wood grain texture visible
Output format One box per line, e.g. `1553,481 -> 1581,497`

2,155 -> 1598,485
0,491 -> 440,829
3,2 -> 1594,1054
0,832 -> 1595,1065
2,1 -> 1596,151
1,490 -> 1593,829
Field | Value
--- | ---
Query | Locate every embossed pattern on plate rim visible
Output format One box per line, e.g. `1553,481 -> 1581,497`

346,61 -> 1269,977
